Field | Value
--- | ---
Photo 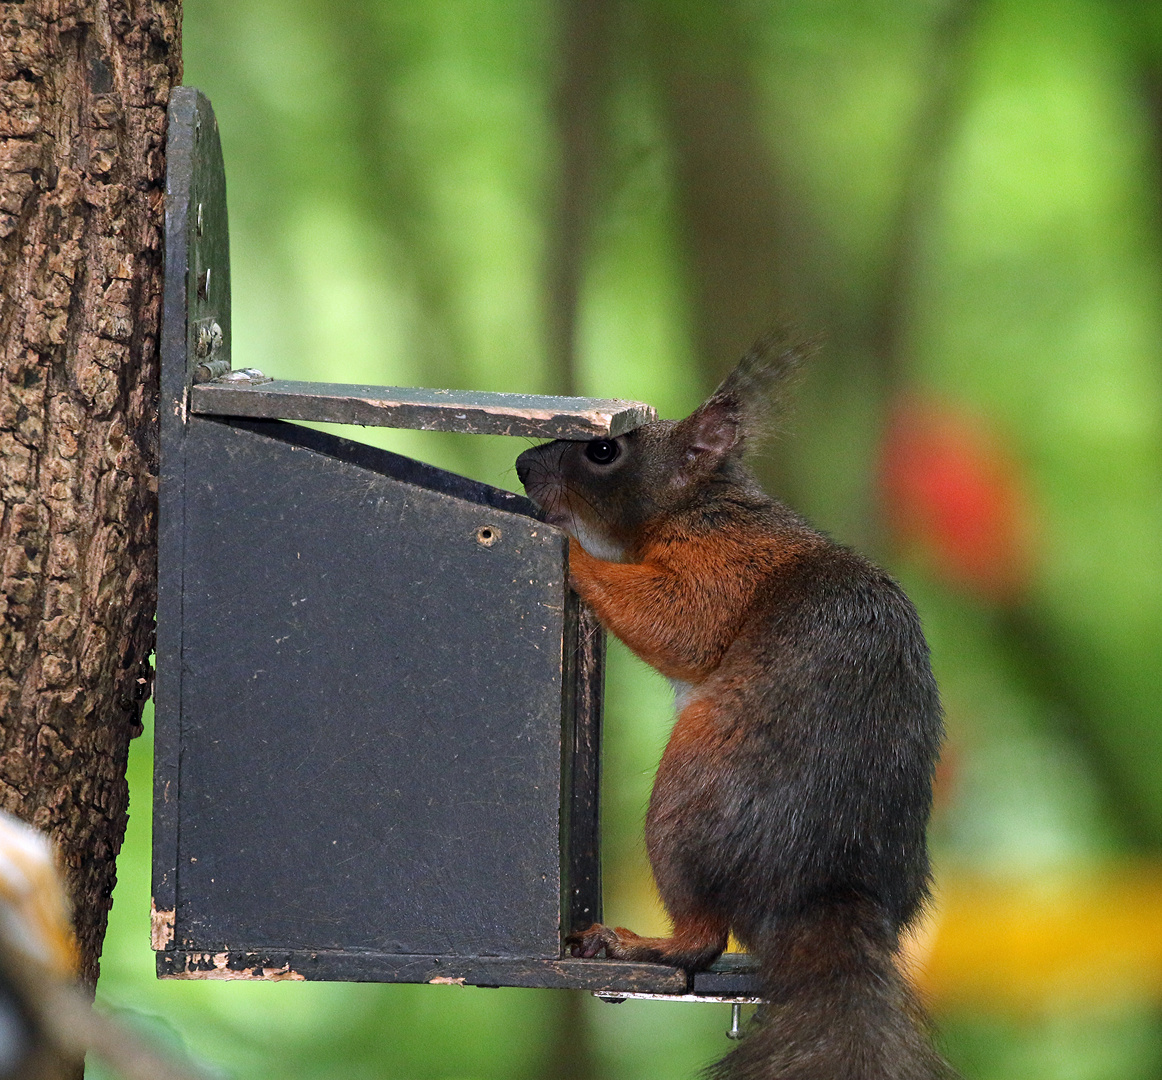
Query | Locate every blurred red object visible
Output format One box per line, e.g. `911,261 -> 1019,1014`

879,396 -> 1034,600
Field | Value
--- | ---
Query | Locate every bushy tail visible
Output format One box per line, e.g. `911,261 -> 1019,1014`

707,907 -> 957,1080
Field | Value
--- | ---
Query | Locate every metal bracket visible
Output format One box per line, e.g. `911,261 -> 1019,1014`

160,88 -> 231,426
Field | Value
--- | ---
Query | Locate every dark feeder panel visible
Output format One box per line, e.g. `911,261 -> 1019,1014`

155,88 -> 760,1000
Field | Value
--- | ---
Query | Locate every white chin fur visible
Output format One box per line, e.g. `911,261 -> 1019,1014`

669,678 -> 698,711
566,517 -> 628,563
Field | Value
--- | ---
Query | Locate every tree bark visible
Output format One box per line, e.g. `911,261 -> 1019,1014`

0,0 -> 180,986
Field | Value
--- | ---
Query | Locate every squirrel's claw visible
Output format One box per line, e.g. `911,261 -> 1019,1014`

565,923 -> 621,959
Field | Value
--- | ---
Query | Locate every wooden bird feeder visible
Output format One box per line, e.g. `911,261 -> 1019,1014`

153,87 -> 759,1002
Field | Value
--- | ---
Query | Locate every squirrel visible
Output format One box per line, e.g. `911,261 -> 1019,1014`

515,335 -> 955,1080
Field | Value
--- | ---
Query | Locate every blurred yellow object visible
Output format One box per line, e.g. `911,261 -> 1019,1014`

614,854 -> 1162,1011
0,811 -> 80,979
911,865 -> 1162,1012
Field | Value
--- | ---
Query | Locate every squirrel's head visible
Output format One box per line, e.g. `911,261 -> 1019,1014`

515,333 -> 809,560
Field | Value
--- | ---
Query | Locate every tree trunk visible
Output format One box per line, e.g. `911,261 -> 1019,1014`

0,0 -> 180,986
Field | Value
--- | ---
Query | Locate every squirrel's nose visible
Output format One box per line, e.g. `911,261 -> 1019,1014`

515,451 -> 532,487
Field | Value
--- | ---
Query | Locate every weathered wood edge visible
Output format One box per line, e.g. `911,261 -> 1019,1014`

156,950 -> 760,996
156,85 -> 231,942
563,597 -> 604,935
153,82 -> 194,942
189,379 -> 657,439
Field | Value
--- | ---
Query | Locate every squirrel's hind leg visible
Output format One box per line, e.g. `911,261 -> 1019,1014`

565,912 -> 727,972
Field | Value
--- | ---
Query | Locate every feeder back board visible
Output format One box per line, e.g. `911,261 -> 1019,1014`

154,87 -> 760,1000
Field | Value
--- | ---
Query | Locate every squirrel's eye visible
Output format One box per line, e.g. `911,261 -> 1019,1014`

584,438 -> 620,465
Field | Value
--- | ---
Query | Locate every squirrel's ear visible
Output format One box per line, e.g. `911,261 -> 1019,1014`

671,332 -> 814,485
673,397 -> 742,481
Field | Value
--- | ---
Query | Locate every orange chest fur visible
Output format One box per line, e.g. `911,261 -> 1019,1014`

569,529 -> 798,684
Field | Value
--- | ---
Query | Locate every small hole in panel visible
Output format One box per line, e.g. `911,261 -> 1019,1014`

476,525 -> 501,547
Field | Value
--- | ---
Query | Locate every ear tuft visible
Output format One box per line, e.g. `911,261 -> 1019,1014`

670,330 -> 817,485
702,329 -> 817,453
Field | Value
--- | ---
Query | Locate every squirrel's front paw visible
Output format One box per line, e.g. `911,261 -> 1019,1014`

565,923 -> 623,959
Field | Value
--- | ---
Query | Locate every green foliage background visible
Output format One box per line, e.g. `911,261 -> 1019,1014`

92,1 -> 1162,1077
